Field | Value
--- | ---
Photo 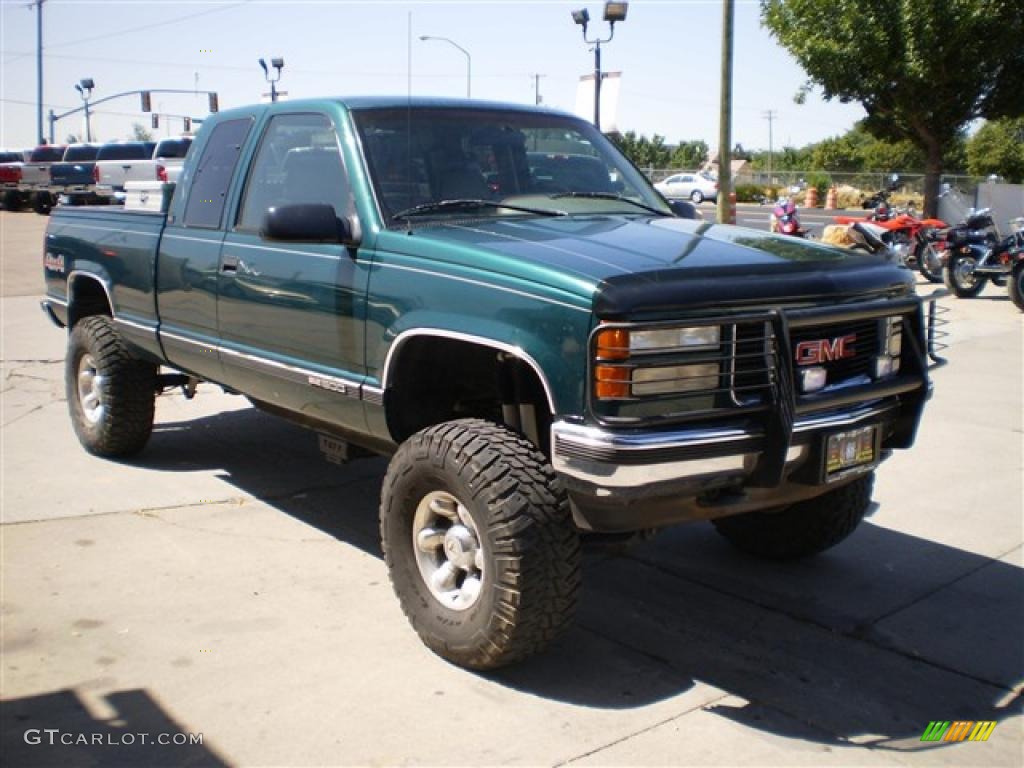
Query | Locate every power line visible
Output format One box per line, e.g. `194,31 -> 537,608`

3,1 -> 252,65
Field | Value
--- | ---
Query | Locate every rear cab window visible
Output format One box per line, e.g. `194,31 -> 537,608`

155,138 -> 192,159
63,146 -> 100,162
181,118 -> 254,229
29,146 -> 66,162
96,143 -> 151,161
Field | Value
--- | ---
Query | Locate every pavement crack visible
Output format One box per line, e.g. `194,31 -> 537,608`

553,691 -> 732,767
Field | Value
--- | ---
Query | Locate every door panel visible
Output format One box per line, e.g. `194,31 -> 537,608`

216,112 -> 369,432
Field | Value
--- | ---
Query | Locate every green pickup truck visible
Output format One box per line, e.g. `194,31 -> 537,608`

42,97 -> 940,669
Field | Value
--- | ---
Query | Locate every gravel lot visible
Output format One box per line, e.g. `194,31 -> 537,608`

1,208 -> 1021,767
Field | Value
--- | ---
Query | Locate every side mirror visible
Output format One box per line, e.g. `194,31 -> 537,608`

668,199 -> 701,220
261,203 -> 360,246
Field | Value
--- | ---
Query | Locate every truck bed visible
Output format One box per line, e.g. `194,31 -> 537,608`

44,206 -> 167,359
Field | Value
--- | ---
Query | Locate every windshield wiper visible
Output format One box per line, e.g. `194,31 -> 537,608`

549,191 -> 668,216
391,198 -> 567,221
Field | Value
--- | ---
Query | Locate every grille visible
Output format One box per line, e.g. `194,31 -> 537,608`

730,321 -> 778,406
790,318 -> 880,386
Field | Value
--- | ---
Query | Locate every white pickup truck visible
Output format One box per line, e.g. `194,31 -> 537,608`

19,144 -> 67,214
93,141 -> 157,199
148,136 -> 192,184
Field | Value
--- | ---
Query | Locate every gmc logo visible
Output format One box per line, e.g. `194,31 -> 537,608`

795,334 -> 857,366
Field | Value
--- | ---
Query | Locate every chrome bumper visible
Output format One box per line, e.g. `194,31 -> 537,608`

552,401 -> 895,491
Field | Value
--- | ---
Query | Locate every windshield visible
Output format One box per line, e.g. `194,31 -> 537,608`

352,107 -> 670,223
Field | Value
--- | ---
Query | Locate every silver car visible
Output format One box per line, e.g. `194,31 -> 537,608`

654,172 -> 718,203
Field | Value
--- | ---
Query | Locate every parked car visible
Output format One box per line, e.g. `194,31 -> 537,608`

20,144 -> 67,214
42,96 -> 942,671
48,144 -> 104,205
654,172 -> 718,203
93,141 -> 157,199
0,150 -> 31,210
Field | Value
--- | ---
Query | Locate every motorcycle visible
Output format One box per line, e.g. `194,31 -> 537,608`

770,198 -> 808,237
834,205 -> 948,282
1009,239 -> 1024,312
944,216 -> 1024,298
919,208 -> 999,287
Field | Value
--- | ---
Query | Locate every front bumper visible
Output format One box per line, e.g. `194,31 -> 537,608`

553,401 -> 899,531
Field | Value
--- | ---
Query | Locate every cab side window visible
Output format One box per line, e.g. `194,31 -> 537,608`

182,118 -> 253,229
237,113 -> 353,233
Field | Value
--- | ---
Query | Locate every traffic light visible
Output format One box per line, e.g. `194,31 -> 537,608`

141,91 -> 152,112
183,116 -> 192,132
151,113 -> 159,130
208,92 -> 219,113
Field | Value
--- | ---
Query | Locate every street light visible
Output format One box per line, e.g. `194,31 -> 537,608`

419,35 -> 471,99
74,77 -> 94,141
258,57 -> 285,102
571,1 -> 628,130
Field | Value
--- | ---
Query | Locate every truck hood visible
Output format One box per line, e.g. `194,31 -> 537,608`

404,215 -> 915,317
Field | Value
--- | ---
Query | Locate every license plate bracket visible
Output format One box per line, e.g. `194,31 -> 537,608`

824,425 -> 877,480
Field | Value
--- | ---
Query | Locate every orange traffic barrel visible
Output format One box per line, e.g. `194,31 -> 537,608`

824,187 -> 837,210
804,187 -> 819,208
728,192 -> 737,224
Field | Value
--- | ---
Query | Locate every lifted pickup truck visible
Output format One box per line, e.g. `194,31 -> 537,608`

42,97 -> 941,669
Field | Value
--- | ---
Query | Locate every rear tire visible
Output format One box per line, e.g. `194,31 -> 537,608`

380,418 -> 581,669
690,190 -> 704,204
711,473 -> 873,560
32,192 -> 53,216
944,251 -> 987,298
1010,263 -> 1024,311
66,316 -> 157,457
2,190 -> 25,211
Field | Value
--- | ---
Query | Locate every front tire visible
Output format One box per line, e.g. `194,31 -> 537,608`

1010,263 -> 1024,311
916,241 -> 944,284
66,316 -> 157,457
380,418 -> 581,669
944,251 -> 987,298
711,473 -> 873,560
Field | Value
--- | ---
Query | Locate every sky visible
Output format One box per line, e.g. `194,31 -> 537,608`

0,0 -> 868,152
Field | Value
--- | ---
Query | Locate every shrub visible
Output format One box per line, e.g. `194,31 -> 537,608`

734,183 -> 765,203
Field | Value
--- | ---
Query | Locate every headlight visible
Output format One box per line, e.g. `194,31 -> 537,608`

875,316 -> 902,380
631,364 -> 719,395
596,325 -> 720,358
594,324 -> 723,400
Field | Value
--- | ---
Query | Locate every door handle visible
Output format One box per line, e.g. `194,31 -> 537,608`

221,254 -> 239,273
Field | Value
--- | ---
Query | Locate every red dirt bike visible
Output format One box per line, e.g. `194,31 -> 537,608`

834,205 -> 948,283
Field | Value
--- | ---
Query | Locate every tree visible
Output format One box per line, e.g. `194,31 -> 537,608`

966,118 -> 1024,182
762,0 -> 1024,216
131,122 -> 153,141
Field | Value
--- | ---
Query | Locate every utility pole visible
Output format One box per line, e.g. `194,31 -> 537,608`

762,109 -> 776,185
32,0 -> 45,143
716,0 -> 735,224
532,74 -> 546,105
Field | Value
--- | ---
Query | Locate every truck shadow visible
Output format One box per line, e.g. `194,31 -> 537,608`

0,688 -> 229,767
139,405 -> 1023,753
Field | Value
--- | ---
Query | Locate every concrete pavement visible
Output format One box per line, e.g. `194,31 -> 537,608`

1,209 -> 1021,766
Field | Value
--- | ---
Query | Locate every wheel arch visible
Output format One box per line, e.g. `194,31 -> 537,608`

67,270 -> 114,327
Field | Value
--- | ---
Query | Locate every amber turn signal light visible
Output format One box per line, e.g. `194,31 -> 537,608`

596,327 -> 630,360
595,365 -> 630,399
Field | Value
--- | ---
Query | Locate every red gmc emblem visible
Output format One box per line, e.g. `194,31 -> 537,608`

795,333 -> 857,366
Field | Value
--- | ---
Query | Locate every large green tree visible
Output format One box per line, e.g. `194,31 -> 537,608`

966,117 -> 1024,182
762,0 -> 1024,215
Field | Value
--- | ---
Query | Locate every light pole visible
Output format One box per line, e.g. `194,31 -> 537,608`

571,2 -> 628,131
74,78 -> 94,142
258,57 -> 285,102
419,36 -> 471,98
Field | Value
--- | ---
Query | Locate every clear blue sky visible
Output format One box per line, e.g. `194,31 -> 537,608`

1,0 -> 866,151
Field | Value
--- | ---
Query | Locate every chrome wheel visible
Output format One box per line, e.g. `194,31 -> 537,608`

76,353 -> 105,424
412,490 -> 485,611
953,255 -> 979,289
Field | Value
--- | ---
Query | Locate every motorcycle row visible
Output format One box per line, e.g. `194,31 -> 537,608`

769,194 -> 1024,313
